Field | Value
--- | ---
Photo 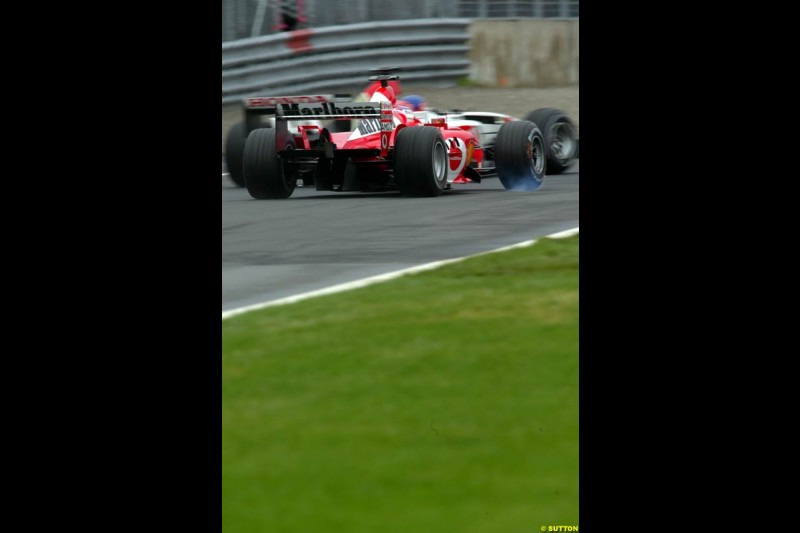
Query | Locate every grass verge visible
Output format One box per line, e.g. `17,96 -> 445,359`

222,234 -> 579,531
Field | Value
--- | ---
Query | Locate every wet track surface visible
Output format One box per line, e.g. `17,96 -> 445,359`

222,163 -> 579,313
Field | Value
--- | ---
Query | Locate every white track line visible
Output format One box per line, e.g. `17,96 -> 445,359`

221,226 -> 578,320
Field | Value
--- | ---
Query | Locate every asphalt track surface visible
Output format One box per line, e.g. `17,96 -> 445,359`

222,162 -> 579,314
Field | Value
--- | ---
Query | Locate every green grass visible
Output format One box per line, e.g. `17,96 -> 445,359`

222,235 -> 579,532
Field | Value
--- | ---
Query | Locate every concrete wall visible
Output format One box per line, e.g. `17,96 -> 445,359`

468,19 -> 578,88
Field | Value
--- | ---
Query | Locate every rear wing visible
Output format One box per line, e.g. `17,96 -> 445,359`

242,94 -> 360,117
276,101 -> 381,121
242,94 -> 394,156
243,94 -> 335,132
243,94 -> 393,155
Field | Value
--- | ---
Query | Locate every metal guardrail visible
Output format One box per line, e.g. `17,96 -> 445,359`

223,0 -> 578,41
222,18 -> 471,104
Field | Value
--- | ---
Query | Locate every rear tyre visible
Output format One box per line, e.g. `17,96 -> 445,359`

224,121 -> 272,187
393,127 -> 448,197
243,128 -> 297,199
494,120 -> 546,191
523,108 -> 577,174
224,122 -> 247,187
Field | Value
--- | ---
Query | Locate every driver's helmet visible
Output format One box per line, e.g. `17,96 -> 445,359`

402,95 -> 427,111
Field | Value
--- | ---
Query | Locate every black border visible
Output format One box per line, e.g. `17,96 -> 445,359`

577,2 -> 741,526
56,4 -> 222,530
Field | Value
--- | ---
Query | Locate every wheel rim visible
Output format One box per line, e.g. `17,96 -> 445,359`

432,140 -> 446,181
548,122 -> 577,164
529,135 -> 545,176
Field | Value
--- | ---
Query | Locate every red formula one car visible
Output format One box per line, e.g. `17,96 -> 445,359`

235,70 -> 547,198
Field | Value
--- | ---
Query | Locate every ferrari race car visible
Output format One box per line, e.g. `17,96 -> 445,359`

224,79 -> 401,189
227,70 -> 549,198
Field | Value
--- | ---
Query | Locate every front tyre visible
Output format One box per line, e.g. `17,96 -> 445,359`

523,108 -> 577,174
243,128 -> 297,199
393,126 -> 448,197
494,120 -> 546,191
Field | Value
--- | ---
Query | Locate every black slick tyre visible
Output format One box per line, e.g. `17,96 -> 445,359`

393,127 -> 448,197
242,128 -> 297,199
494,120 -> 546,191
224,121 -> 272,187
522,108 -> 577,174
224,122 -> 247,187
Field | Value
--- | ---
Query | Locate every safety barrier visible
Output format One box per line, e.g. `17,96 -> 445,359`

222,18 -> 472,104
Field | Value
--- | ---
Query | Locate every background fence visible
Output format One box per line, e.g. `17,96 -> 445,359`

223,0 -> 579,42
222,18 -> 476,103
222,0 -> 579,103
